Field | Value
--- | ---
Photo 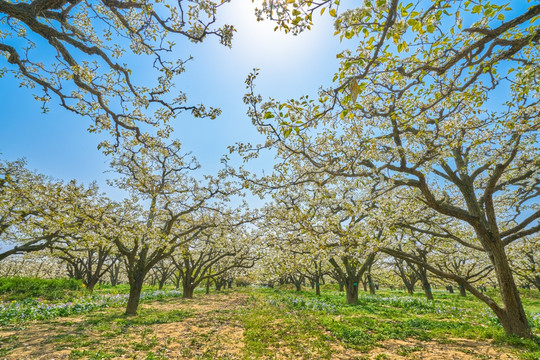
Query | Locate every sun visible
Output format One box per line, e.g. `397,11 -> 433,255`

220,0 -> 334,67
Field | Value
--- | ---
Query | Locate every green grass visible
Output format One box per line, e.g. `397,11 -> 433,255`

0,283 -> 539,359
0,277 -> 84,301
244,286 -> 540,358
240,292 -> 334,359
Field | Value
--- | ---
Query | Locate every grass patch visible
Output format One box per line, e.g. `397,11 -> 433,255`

0,287 -> 538,359
256,287 -> 539,357
0,277 -> 83,301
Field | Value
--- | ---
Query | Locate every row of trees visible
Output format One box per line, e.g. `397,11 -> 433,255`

0,138 -> 260,314
250,180 -> 538,301
1,143 -> 538,329
1,0 -> 538,341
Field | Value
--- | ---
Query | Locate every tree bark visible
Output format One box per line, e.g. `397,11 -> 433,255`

86,278 -> 99,294
182,280 -> 196,299
415,265 -> 433,300
367,274 -> 376,295
421,278 -> 433,300
345,280 -> 359,304
125,275 -> 144,315
489,243 -> 531,338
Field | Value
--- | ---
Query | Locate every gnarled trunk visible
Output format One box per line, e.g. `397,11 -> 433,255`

126,275 -> 144,315
367,274 -> 376,295
86,278 -> 99,294
417,267 -> 433,300
488,243 -> 531,338
182,282 -> 196,299
345,280 -> 359,304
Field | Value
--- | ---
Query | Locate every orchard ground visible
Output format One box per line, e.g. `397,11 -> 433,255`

0,283 -> 539,360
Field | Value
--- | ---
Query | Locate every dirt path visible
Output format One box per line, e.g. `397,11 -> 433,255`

0,291 -> 521,359
0,292 -> 247,360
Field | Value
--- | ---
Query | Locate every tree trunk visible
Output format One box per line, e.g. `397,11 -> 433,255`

125,276 -> 144,315
417,269 -> 433,300
531,276 -> 540,292
367,274 -> 376,295
110,263 -> 120,287
294,282 -> 301,292
182,277 -> 196,299
205,278 -> 210,294
488,243 -> 531,338
459,284 -> 466,297
422,281 -> 433,300
339,282 -> 344,292
183,286 -> 195,299
345,281 -> 359,304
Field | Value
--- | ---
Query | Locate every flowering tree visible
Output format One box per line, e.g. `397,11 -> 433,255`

0,158 -> 96,262
242,0 -> 540,338
171,219 -> 258,299
55,239 -> 119,293
257,178 -> 381,302
0,0 -> 233,141
0,253 -> 66,278
509,236 -> 540,291
103,138 -> 239,314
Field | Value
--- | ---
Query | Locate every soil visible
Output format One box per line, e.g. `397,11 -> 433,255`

0,292 -> 521,359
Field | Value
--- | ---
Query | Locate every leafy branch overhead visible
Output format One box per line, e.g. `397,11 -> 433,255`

0,0 -> 234,143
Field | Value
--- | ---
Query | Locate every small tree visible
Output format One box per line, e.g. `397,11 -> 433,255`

105,139 -> 236,315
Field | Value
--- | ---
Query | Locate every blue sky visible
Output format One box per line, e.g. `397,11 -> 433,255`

0,1 -> 344,199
